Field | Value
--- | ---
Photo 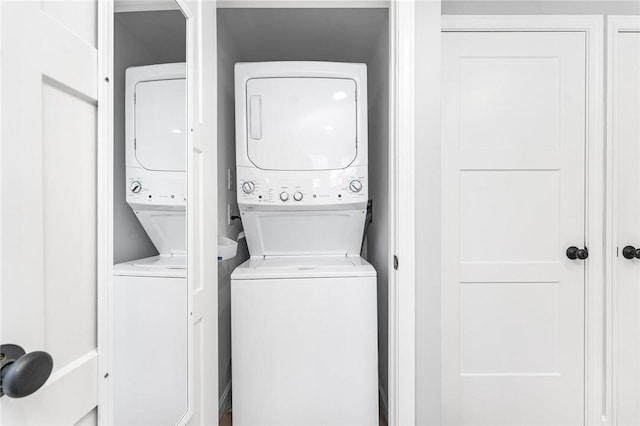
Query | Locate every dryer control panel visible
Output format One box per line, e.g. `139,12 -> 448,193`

237,166 -> 368,208
126,166 -> 186,208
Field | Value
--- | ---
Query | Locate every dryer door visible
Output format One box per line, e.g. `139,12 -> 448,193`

135,78 -> 186,171
246,77 -> 357,170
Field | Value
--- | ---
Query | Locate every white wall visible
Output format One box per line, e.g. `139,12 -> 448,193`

216,5 -> 390,412
415,1 -> 442,424
442,0 -> 640,15
113,11 -> 186,264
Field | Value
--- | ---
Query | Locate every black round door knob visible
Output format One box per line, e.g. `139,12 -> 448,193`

623,246 -> 640,260
0,344 -> 53,398
567,246 -> 589,260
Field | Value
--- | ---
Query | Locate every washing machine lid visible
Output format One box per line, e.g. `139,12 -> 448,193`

245,77 -> 357,171
114,255 -> 186,278
135,78 -> 186,172
230,255 -> 376,280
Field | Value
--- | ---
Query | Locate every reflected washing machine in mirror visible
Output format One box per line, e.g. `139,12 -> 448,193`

113,62 -> 189,426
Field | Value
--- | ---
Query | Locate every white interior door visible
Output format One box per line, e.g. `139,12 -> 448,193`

442,30 -> 587,425
1,0 -> 100,424
610,16 -> 640,426
183,0 -> 219,424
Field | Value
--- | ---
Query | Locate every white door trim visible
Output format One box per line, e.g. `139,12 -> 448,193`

606,15 -> 640,426
442,15 -> 605,426
388,1 -> 416,425
97,1 -> 114,425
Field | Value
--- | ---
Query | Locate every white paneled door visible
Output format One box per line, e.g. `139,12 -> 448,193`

1,1 -> 100,424
610,16 -> 640,426
442,29 -> 588,425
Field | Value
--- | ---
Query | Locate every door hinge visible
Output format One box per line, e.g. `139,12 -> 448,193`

393,255 -> 399,270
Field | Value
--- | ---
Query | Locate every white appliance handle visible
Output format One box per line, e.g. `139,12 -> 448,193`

249,95 -> 262,140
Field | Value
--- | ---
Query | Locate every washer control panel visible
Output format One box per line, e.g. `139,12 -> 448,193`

237,166 -> 367,206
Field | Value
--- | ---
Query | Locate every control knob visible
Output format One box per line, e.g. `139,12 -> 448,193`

241,181 -> 255,194
349,180 -> 363,193
129,181 -> 142,194
280,192 -> 289,202
293,191 -> 303,201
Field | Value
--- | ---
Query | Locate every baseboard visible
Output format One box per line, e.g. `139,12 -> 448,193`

379,380 -> 388,422
218,380 -> 232,422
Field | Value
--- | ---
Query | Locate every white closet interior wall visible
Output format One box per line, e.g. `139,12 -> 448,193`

216,7 -> 390,413
113,11 -> 186,263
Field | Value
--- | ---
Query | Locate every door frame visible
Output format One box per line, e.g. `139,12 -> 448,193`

442,15 -> 605,425
97,0 -> 114,424
606,15 -> 640,425
389,1 -> 417,424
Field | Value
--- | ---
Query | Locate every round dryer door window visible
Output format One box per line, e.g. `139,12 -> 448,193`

135,78 -> 186,172
245,77 -> 358,171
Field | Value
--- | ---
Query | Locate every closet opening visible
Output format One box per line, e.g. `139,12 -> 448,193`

216,7 -> 390,423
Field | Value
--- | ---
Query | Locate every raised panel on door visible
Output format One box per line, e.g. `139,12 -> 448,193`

442,30 -> 587,425
0,1 -> 99,424
611,23 -> 640,426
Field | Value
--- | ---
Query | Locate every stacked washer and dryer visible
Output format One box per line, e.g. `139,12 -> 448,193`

231,62 -> 379,425
113,63 -> 189,425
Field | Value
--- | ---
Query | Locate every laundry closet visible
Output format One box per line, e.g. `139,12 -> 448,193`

216,7 -> 391,422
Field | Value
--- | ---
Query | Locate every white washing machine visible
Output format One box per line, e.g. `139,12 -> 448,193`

231,62 -> 378,425
113,63 -> 188,425
113,256 -> 187,426
232,256 -> 378,426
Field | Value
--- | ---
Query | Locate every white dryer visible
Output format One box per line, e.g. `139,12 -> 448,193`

231,62 -> 378,425
113,63 -> 188,426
